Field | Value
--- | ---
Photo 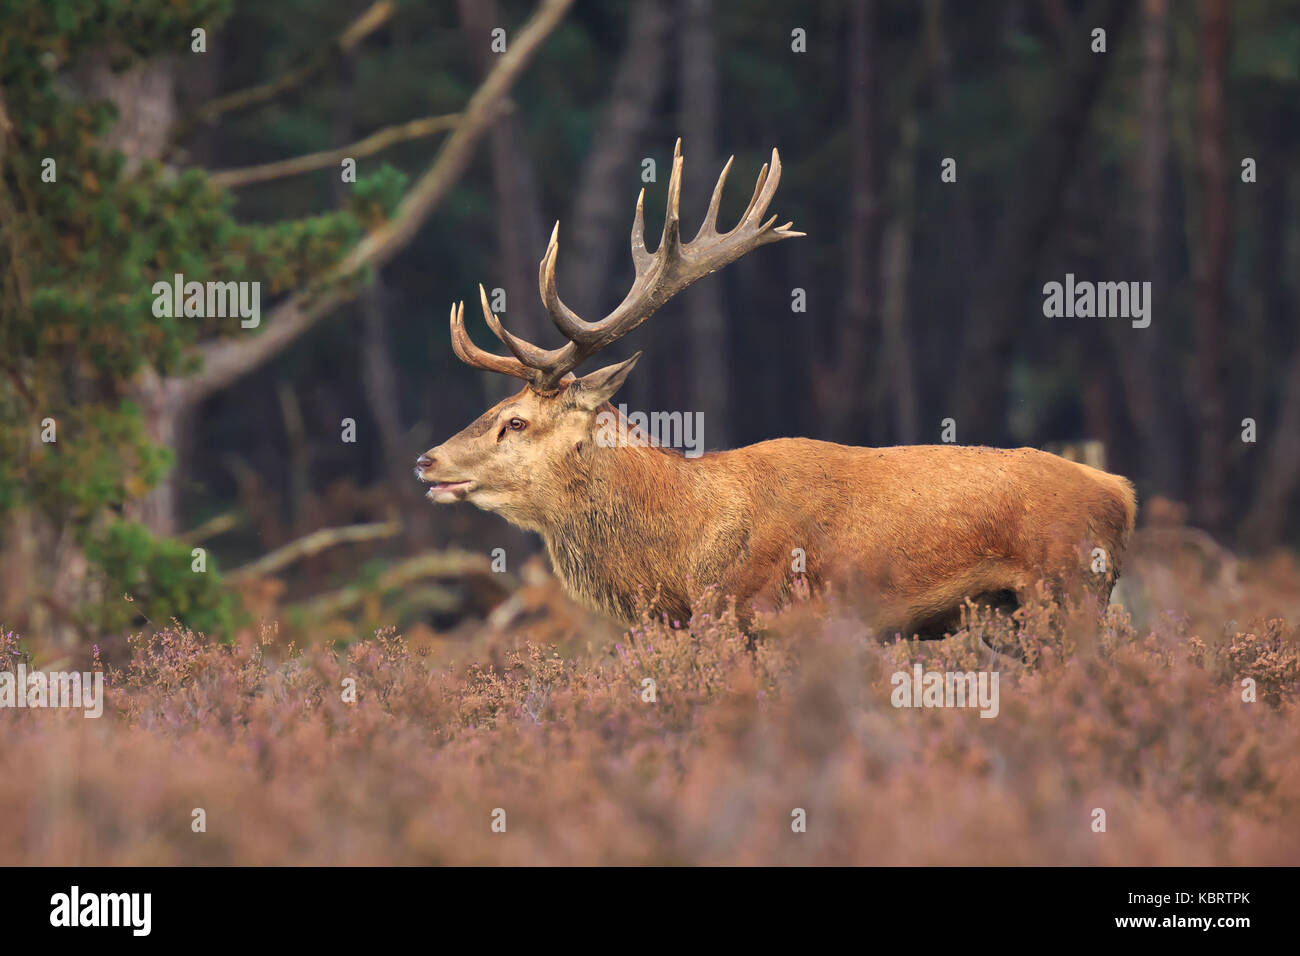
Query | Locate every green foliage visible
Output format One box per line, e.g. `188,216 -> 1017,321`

82,519 -> 241,638
347,164 -> 409,226
19,402 -> 172,522
0,0 -> 397,640
0,1 -> 233,83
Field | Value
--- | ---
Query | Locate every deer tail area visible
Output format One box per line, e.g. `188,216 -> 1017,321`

1094,469 -> 1139,603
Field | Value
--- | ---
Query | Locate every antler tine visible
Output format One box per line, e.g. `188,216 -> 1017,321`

659,137 -> 685,256
742,148 -> 783,229
737,159 -> 771,229
449,301 -> 538,382
630,188 -> 652,275
478,284 -> 570,370
694,154 -> 734,242
538,222 -> 600,346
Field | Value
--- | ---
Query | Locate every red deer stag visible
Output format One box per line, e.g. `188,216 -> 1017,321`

417,141 -> 1137,638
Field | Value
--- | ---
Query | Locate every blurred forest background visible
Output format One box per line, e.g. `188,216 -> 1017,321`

2,0 -> 1298,650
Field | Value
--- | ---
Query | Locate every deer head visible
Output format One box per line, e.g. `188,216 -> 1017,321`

416,140 -> 802,529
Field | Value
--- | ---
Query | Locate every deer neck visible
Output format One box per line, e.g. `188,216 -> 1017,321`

540,436 -> 700,623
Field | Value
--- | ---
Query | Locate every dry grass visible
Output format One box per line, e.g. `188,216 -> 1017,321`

1,551 -> 1298,865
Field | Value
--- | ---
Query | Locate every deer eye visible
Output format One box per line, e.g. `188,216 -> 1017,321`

498,417 -> 527,440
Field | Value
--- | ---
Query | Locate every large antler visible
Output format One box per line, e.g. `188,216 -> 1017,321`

450,138 -> 804,390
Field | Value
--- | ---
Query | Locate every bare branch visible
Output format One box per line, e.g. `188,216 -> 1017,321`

563,0 -> 674,319
178,0 -> 576,407
225,520 -> 401,582
0,87 -> 12,144
179,510 -> 244,544
175,0 -> 396,142
292,549 -> 515,620
207,112 -> 462,189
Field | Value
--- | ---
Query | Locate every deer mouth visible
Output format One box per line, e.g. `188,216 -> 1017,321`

425,480 -> 474,501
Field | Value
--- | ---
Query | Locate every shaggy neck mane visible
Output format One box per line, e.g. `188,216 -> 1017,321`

539,404 -> 710,621
561,405 -> 700,523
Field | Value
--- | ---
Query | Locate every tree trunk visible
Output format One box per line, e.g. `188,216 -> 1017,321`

564,0 -> 673,320
679,0 -> 728,447
1243,345 -> 1300,549
1109,0 -> 1180,498
564,0 -> 672,418
130,371 -> 189,537
80,56 -> 182,534
921,0 -> 977,437
1192,0 -> 1232,533
878,111 -> 919,444
1241,119 -> 1298,549
822,0 -> 876,442
331,46 -> 430,547
950,0 -> 1131,442
457,0 -> 550,401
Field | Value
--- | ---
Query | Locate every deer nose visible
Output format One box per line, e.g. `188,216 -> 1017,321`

416,455 -> 434,471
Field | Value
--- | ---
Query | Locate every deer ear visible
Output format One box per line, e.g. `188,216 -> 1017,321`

572,352 -> 640,410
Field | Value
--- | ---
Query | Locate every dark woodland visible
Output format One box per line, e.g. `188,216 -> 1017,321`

0,0 -> 1298,869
